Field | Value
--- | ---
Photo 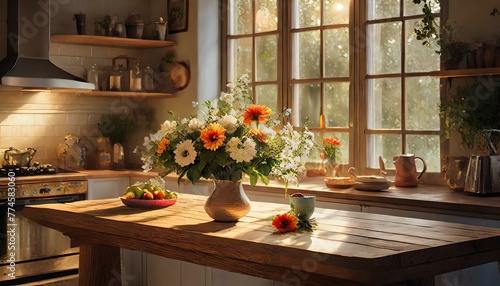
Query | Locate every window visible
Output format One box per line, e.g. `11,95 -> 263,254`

223,0 -> 442,182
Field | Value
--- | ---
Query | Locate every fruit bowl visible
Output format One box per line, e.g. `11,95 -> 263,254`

120,197 -> 177,209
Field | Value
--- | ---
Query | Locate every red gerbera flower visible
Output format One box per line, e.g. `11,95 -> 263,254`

272,213 -> 299,233
200,123 -> 226,151
242,105 -> 272,125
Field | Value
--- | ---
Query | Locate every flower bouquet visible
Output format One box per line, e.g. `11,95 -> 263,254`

321,137 -> 342,177
137,74 -> 315,193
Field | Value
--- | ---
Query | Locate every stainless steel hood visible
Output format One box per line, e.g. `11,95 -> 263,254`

0,0 -> 94,90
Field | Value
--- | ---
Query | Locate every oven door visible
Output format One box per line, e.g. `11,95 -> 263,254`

0,194 -> 85,284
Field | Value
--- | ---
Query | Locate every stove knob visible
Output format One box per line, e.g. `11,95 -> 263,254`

33,190 -> 37,195
23,191 -> 29,197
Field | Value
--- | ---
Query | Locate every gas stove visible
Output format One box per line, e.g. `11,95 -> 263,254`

0,162 -> 56,177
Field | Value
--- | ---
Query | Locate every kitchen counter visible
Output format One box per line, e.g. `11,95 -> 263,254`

23,194 -> 500,286
244,177 -> 500,220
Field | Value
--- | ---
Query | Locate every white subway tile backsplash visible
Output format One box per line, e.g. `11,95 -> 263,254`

1,114 -> 21,125
0,126 -> 12,137
20,114 -> 35,125
55,125 -> 81,137
44,114 -> 69,125
67,113 -> 88,125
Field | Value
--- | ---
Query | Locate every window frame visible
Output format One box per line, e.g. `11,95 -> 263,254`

221,0 -> 444,184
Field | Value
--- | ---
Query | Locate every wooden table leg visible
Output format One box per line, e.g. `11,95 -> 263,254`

79,243 -> 122,286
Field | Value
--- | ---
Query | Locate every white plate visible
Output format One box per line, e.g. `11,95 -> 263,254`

354,176 -> 388,184
353,181 -> 391,191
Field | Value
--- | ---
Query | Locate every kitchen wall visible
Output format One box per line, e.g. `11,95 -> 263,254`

0,0 -> 214,168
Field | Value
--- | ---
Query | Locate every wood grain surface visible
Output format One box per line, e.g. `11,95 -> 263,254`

23,194 -> 500,286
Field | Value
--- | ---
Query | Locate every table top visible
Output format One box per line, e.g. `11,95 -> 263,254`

24,194 -> 500,285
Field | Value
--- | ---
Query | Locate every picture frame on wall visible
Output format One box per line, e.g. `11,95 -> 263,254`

168,0 -> 188,34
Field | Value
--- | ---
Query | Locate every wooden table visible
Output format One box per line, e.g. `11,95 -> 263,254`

23,194 -> 500,286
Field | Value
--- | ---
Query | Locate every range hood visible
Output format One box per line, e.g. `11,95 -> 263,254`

0,0 -> 94,90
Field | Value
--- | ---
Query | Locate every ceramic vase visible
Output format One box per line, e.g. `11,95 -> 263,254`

204,180 -> 251,222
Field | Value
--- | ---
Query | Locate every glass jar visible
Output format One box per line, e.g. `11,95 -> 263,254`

142,65 -> 155,92
96,137 -> 112,169
87,64 -> 99,90
130,60 -> 143,92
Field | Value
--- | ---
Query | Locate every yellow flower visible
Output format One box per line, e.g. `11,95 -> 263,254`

242,105 -> 272,125
200,123 -> 226,151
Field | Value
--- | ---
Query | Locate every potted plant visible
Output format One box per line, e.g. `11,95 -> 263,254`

439,83 -> 500,191
439,83 -> 500,150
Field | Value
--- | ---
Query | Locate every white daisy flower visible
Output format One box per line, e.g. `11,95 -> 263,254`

174,140 -> 197,167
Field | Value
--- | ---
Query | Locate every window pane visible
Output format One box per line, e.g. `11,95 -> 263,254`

367,0 -> 400,20
256,35 -> 278,82
256,0 -> 278,32
229,0 -> 252,35
255,85 -> 278,112
325,28 -> 349,77
367,22 -> 402,74
406,77 -> 440,131
367,134 -> 401,169
324,82 -> 349,127
367,78 -> 401,129
324,0 -> 349,25
292,0 -> 321,28
292,83 -> 321,127
404,0 -> 440,16
405,20 -> 440,72
292,30 -> 321,79
228,38 -> 253,81
407,135 -> 440,172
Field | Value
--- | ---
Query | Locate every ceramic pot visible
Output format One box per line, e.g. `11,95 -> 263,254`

290,196 -> 315,220
444,156 -> 470,192
204,180 -> 251,222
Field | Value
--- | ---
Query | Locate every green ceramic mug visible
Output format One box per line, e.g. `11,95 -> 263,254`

290,196 -> 316,220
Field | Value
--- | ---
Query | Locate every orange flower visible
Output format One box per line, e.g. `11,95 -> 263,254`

323,137 -> 341,146
200,123 -> 226,151
250,129 -> 267,143
157,138 -> 170,154
272,213 -> 299,233
242,105 -> 272,125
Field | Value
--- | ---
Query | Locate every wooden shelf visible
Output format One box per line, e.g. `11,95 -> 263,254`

79,91 -> 175,98
51,34 -> 176,49
438,67 -> 500,78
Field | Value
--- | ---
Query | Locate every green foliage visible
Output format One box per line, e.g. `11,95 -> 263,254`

98,113 -> 138,145
439,83 -> 500,149
412,0 -> 441,51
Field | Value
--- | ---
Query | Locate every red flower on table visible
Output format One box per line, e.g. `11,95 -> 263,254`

272,213 -> 299,233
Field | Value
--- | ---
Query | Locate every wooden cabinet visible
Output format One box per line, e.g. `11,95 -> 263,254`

87,177 -> 129,199
87,176 -> 143,286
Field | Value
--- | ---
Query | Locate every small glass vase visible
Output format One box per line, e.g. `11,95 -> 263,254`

204,180 -> 251,222
324,158 -> 339,178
